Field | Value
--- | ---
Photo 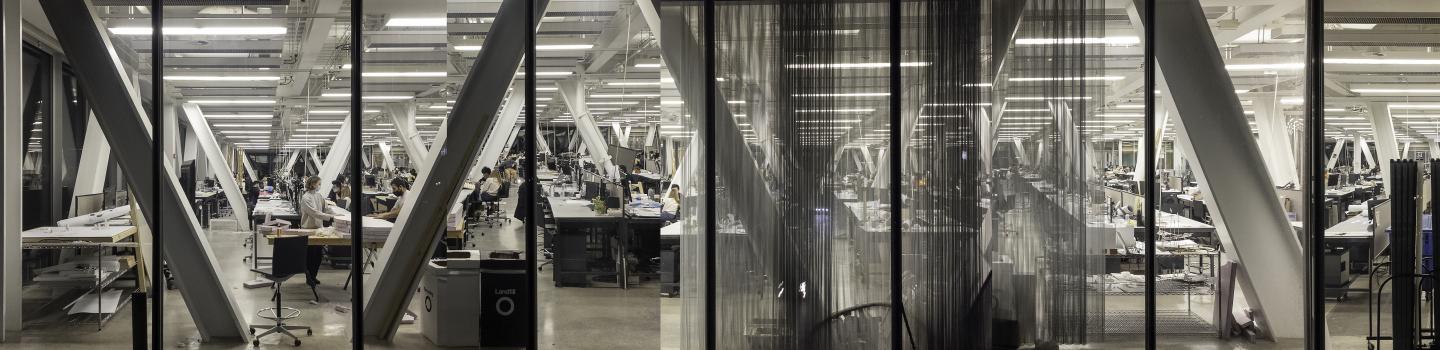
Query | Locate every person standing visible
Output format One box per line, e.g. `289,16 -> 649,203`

298,176 -> 334,286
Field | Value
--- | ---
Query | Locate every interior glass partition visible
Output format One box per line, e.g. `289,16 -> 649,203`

11,5 -> 142,349
149,1 -> 361,348
897,0 -> 992,348
709,1 -> 894,348
1320,1 -> 1436,349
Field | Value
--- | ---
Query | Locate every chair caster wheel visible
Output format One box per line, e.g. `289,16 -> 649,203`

252,340 -> 260,347
250,328 -> 256,335
307,329 -> 313,336
294,339 -> 302,346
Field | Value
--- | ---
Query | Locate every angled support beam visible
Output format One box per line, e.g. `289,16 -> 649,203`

181,104 -> 251,231
239,150 -> 258,182
1139,0 -> 1304,338
471,90 -> 525,181
377,142 -> 395,170
307,149 -> 323,173
1327,138 -> 1346,169
1254,95 -> 1300,186
1367,102 -> 1399,195
387,103 -> 428,167
71,114 -> 111,216
39,0 -> 248,340
314,115 -> 354,196
279,150 -> 301,176
1355,136 -> 1372,169
557,79 -> 617,177
362,0 -> 547,339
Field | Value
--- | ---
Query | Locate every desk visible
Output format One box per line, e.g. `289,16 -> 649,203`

545,196 -> 629,288
1324,215 -> 1377,298
21,225 -> 139,330
23,225 -> 137,244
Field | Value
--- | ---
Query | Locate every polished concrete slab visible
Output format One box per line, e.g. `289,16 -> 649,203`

0,197 -> 1412,349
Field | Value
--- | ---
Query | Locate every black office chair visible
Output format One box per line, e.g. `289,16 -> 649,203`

250,235 -> 314,346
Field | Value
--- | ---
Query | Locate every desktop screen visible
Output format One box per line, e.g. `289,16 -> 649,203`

74,193 -> 104,216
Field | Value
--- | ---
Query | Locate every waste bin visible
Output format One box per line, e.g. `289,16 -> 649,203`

480,252 -> 529,347
419,250 -> 482,347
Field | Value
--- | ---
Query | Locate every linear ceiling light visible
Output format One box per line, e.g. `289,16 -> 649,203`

212,123 -> 271,128
205,114 -> 273,119
1353,88 -> 1440,94
362,72 -> 448,78
165,76 -> 281,81
516,71 -> 573,76
1014,36 -> 1139,45
634,63 -> 662,68
792,92 -> 890,97
785,62 -> 930,69
190,99 -> 276,105
385,18 -> 447,27
1008,76 -> 1123,82
109,26 -> 287,36
1328,58 -> 1440,65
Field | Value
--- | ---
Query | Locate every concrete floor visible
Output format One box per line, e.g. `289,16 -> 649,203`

1,195 -> 670,349
0,197 -> 1416,349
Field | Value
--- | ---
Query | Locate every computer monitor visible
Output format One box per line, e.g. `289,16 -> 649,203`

74,193 -> 105,216
583,181 -> 602,199
1326,173 -> 1340,187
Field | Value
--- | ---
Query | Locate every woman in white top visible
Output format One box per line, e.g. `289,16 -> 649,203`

297,176 -> 333,286
660,184 -> 681,222
299,176 -> 335,229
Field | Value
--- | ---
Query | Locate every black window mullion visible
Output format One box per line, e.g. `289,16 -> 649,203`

1304,0 -> 1326,349
349,1 -> 364,349
703,0 -> 717,348
148,1 -> 164,348
1142,0 -> 1157,348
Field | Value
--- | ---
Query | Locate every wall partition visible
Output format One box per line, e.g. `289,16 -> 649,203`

1,0 -> 1355,349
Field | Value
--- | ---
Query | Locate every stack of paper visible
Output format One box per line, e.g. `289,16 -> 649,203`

332,216 -> 393,240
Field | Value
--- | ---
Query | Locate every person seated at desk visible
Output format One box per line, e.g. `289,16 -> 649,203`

370,178 -> 409,222
661,184 -> 681,223
479,167 -> 502,202
299,176 -> 336,287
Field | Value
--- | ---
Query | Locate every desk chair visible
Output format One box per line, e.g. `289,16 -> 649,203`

250,235 -> 314,346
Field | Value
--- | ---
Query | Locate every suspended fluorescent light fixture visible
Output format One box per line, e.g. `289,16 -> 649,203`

1013,36 -> 1139,45
362,71 -> 448,78
385,18 -> 447,27
109,26 -> 287,36
190,99 -> 275,105
1008,76 -> 1123,82
785,62 -> 930,69
165,76 -> 280,81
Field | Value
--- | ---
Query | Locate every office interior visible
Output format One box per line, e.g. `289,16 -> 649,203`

0,0 -> 1437,349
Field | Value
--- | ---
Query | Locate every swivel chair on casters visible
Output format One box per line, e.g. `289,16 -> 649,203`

250,234 -> 315,346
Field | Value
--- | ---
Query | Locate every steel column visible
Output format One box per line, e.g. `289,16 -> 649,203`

180,104 -> 251,231
314,115 -> 353,196
1366,102 -> 1399,195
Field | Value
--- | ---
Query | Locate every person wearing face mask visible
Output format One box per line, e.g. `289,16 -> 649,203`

298,176 -> 335,286
370,178 -> 409,222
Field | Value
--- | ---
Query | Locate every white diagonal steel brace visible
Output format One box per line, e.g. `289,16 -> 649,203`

70,113 -> 111,216
314,115 -> 353,197
377,142 -> 395,170
307,149 -> 323,173
38,0 -> 248,340
362,0 -> 547,338
181,104 -> 251,231
557,79 -> 617,177
1326,138 -> 1346,169
1367,102 -> 1399,195
470,90 -> 525,181
1138,0 -> 1303,338
387,103 -> 428,166
279,150 -> 301,175
239,150 -> 258,182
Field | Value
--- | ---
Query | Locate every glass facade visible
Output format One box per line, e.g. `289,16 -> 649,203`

1,0 -> 1431,349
